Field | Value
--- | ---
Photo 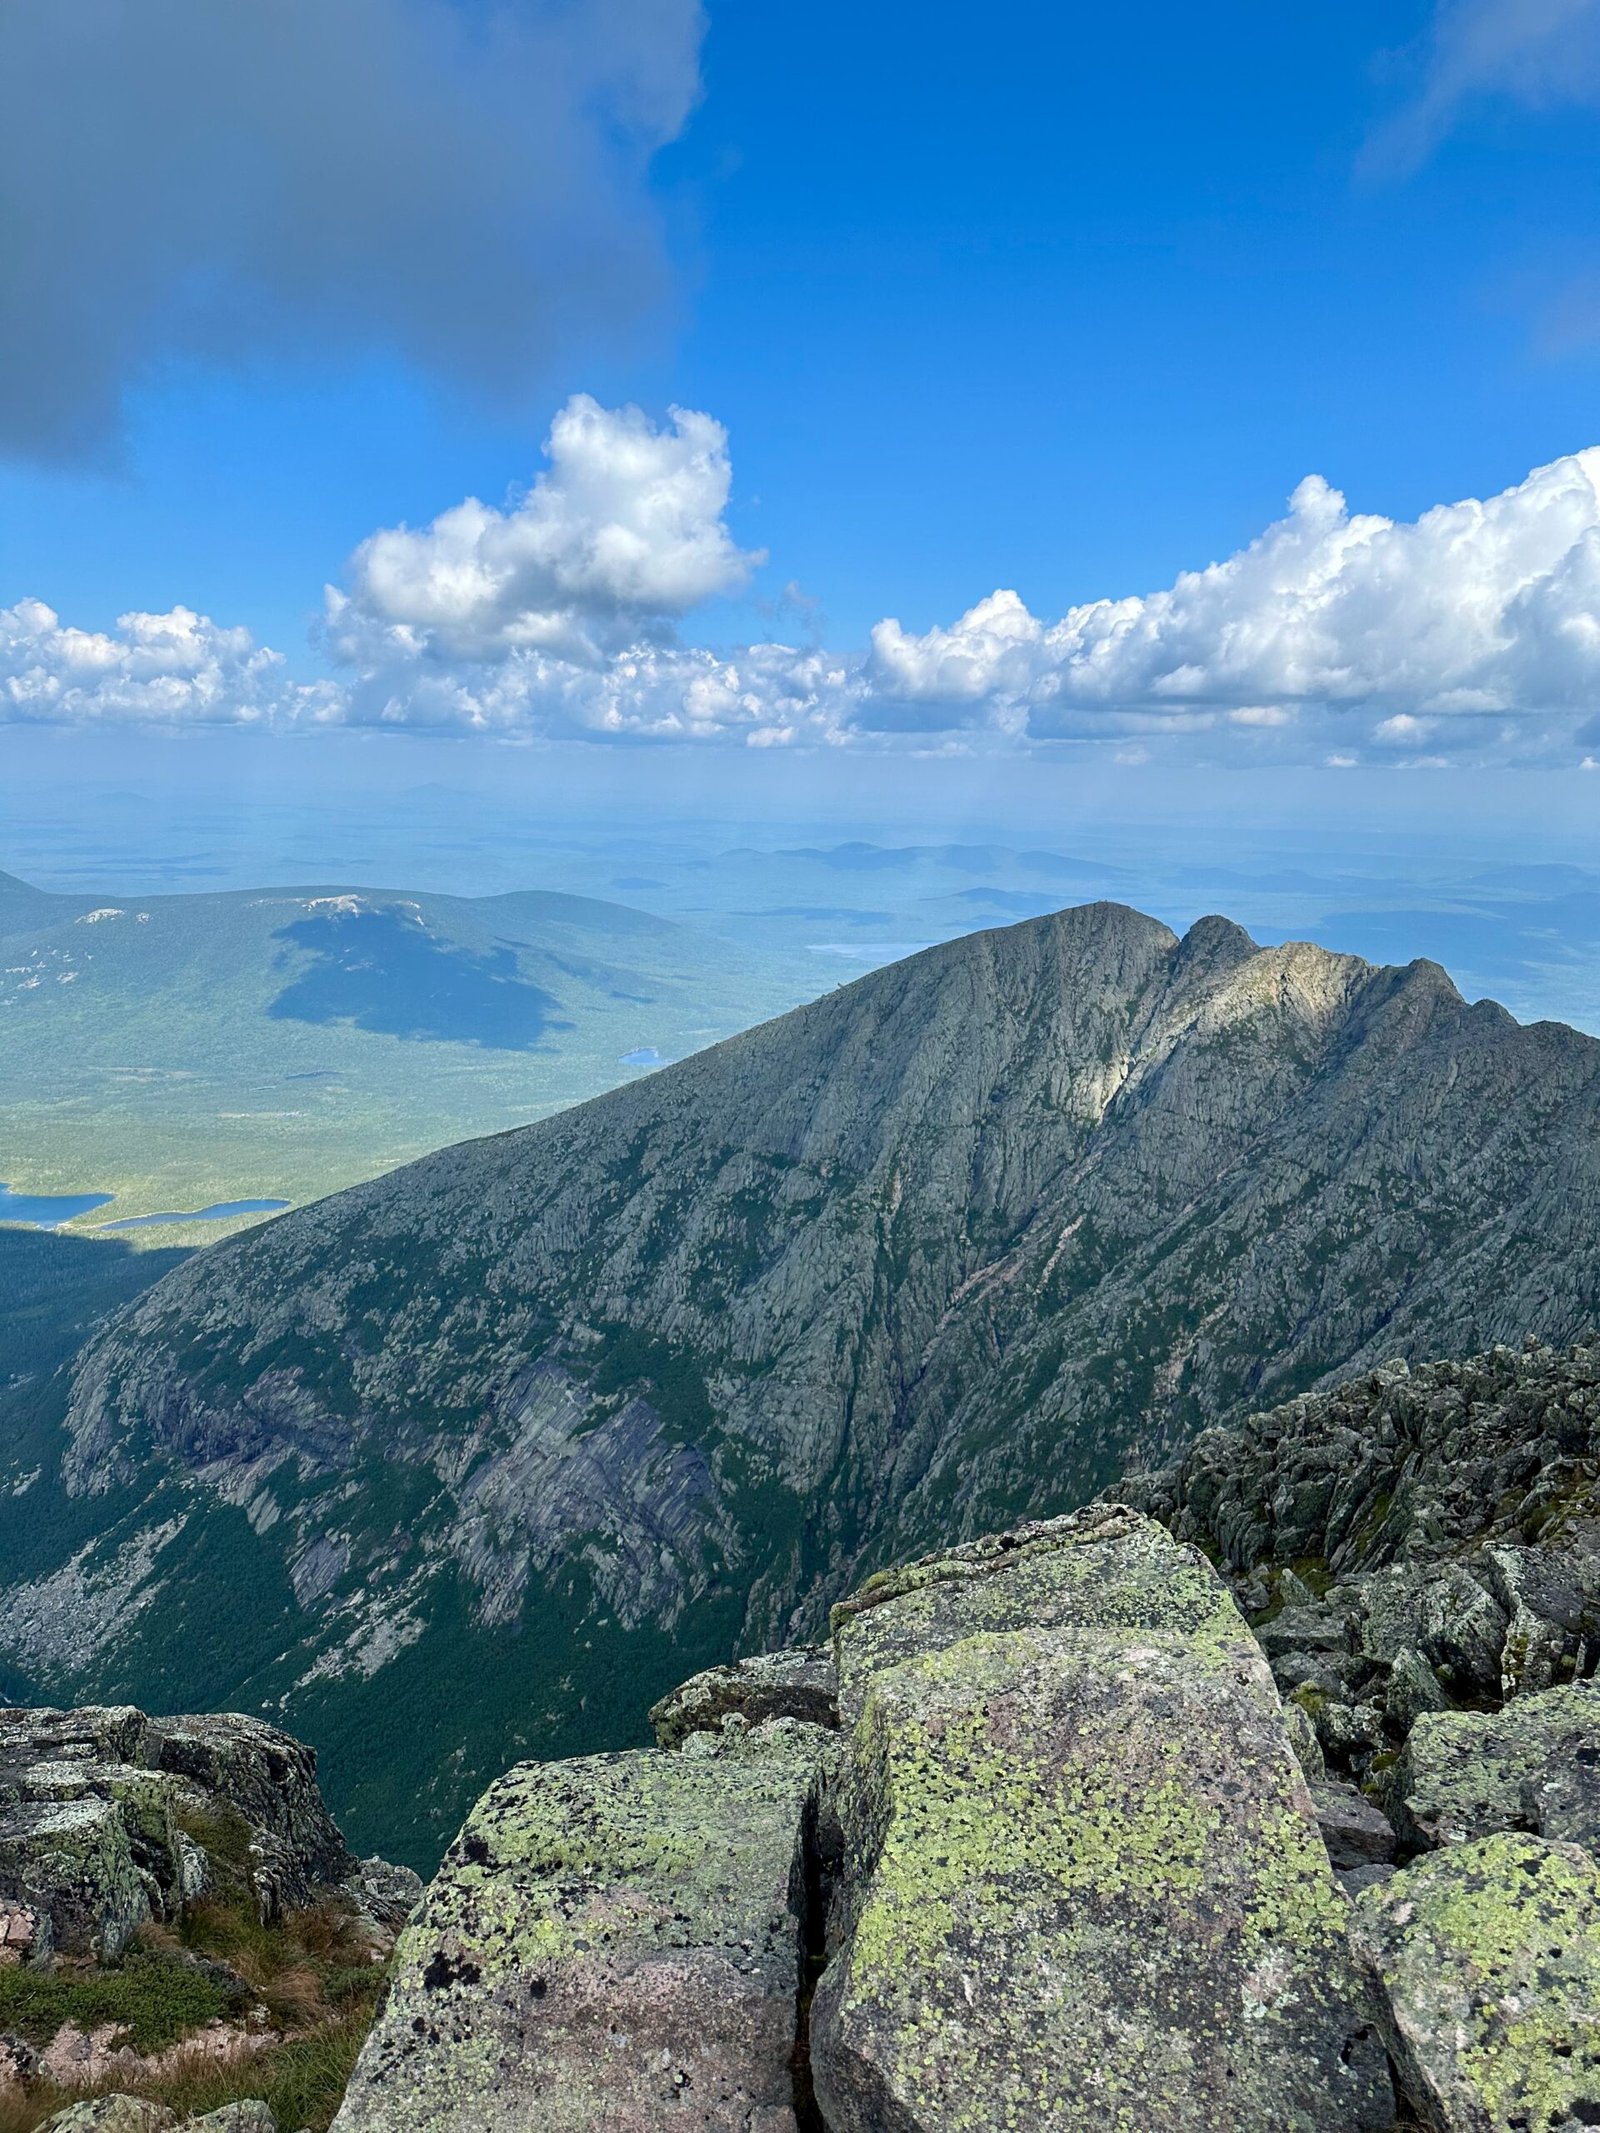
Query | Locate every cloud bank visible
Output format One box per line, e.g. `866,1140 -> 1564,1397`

0,0 -> 705,463
0,599 -> 336,727
9,409 -> 1600,762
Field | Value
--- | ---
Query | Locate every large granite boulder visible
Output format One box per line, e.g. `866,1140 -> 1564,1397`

1386,1681 -> 1600,1852
332,1718 -> 835,2132
1354,1832 -> 1600,2131
811,1505 -> 1394,2133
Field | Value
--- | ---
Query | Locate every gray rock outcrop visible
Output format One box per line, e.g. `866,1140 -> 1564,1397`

1386,1682 -> 1600,1852
648,1648 -> 838,1748
333,1720 -> 832,2132
335,1508 -> 1399,2133
812,1506 -> 1393,2133
0,1703 -> 391,1958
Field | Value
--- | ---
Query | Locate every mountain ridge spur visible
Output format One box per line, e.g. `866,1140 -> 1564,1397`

7,899 -> 1600,1863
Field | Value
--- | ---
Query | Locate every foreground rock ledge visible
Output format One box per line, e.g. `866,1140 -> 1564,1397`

331,1720 -> 830,2133
812,1507 -> 1395,2133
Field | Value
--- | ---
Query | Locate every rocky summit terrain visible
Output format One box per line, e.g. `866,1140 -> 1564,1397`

9,902 -> 1600,1864
328,1479 -> 1600,2133
11,1340 -> 1600,2131
0,1702 -> 419,2133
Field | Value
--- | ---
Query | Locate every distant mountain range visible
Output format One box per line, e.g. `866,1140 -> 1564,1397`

0,867 -> 810,1227
6,899 -> 1600,1867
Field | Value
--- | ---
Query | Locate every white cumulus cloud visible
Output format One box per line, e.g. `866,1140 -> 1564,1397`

11,429 -> 1600,762
0,598 -> 334,726
870,448 -> 1600,748
330,396 -> 763,665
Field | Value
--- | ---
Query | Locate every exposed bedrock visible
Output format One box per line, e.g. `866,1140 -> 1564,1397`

337,1508 -> 1399,2133
0,1703 -> 417,1962
331,1721 -> 832,2133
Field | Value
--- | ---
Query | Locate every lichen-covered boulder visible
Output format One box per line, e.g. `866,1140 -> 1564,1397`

1384,1646 -> 1449,1734
829,1504 -> 1235,1719
1354,1832 -> 1600,2131
0,1795 -> 149,1960
144,1714 -> 352,1917
0,1704 -> 372,1954
183,2105 -> 277,2132
331,1718 -> 835,2132
1388,1680 -> 1600,1851
813,1506 -> 1394,2133
649,1648 -> 838,1748
38,2099 -> 177,2133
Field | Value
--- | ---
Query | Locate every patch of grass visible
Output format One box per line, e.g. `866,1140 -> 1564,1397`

0,1842 -> 391,2133
0,2002 -> 379,2133
168,1891 -> 381,2034
0,1948 -> 243,2052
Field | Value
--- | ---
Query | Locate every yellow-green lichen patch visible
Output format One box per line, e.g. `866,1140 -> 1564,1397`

1355,1831 -> 1600,2133
332,1720 -> 835,2133
814,1615 -> 1389,2133
833,1509 -> 1244,1724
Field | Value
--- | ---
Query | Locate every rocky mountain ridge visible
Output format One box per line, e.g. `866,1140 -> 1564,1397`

1117,1335 -> 1600,1788
13,1337 -> 1600,2131
10,901 -> 1600,1861
0,1702 -> 419,2132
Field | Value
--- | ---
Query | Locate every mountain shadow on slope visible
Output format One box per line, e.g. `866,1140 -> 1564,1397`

269,904 -> 568,1050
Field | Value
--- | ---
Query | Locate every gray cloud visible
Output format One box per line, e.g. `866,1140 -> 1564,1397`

0,0 -> 705,463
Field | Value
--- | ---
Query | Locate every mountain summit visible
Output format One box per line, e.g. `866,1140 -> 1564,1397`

9,901 -> 1600,1861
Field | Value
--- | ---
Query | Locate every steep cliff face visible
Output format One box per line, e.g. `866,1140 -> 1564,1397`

9,902 -> 1600,1864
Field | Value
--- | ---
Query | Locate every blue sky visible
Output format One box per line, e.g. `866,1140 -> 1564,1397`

5,0 -> 1600,775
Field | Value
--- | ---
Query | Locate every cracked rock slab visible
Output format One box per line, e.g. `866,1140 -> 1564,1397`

1354,1832 -> 1600,2132
812,1509 -> 1394,2133
331,1719 -> 835,2133
1388,1681 -> 1600,1852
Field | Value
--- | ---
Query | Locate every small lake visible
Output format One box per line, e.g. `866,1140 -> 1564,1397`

97,1199 -> 290,1232
0,1182 -> 115,1228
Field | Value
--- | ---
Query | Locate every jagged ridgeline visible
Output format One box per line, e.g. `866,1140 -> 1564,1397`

8,901 -> 1600,1868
